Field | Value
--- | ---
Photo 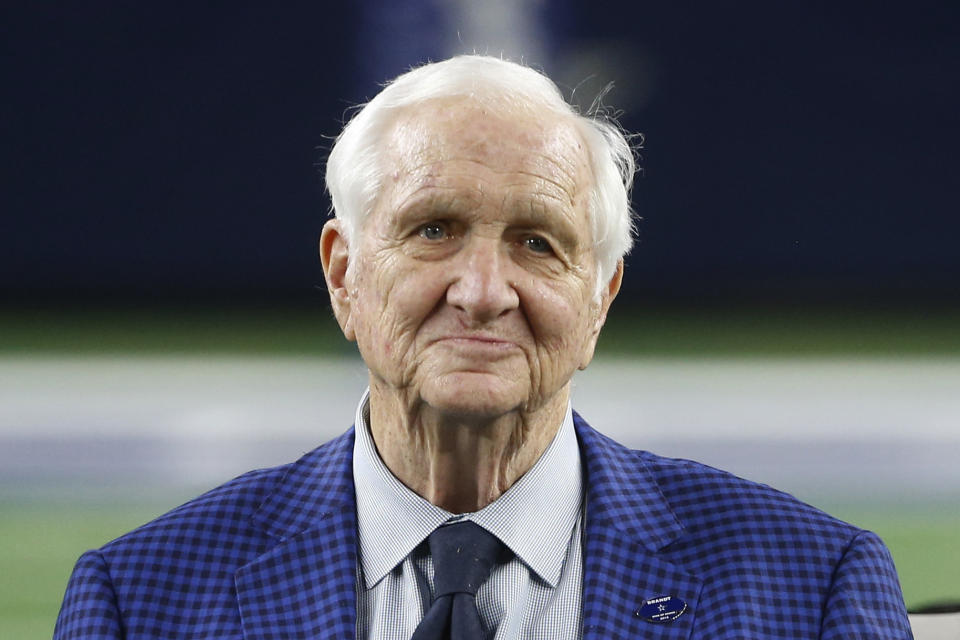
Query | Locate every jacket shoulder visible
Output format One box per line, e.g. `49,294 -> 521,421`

58,430 -> 356,639
574,415 -> 862,558
638,449 -> 860,544
98,428 -> 355,563
101,464 -> 284,554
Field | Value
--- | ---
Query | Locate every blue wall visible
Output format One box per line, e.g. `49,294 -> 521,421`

3,3 -> 958,303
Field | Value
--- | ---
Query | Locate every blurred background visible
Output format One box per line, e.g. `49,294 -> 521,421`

2,2 -> 958,636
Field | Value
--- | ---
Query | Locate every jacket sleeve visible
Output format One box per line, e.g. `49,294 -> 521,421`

819,530 -> 913,639
54,549 -> 124,640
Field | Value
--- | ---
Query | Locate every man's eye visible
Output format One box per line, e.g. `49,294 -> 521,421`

419,224 -> 446,240
523,236 -> 552,254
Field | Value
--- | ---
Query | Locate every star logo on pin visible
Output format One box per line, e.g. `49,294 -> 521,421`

636,595 -> 688,623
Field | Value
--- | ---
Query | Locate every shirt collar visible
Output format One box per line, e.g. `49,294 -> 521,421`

352,388 -> 582,589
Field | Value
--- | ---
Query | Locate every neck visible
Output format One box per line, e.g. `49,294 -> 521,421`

366,383 -> 569,513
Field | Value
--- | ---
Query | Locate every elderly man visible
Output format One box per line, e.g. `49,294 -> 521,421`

56,56 -> 911,639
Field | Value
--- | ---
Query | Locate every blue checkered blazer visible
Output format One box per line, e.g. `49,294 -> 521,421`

56,414 -> 912,639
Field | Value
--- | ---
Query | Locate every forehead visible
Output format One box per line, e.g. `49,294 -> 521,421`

375,98 -> 594,219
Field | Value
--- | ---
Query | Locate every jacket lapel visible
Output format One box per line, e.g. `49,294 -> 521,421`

575,415 -> 703,640
236,429 -> 359,640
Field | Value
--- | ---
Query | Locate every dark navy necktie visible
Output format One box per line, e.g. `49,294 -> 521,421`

411,521 -> 507,640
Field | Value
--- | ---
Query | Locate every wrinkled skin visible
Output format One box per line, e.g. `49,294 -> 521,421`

321,98 -> 621,511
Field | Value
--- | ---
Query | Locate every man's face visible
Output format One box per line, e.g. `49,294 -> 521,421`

324,98 -> 619,420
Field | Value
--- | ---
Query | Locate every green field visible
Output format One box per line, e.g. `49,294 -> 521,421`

2,497 -> 957,638
1,501 -> 172,639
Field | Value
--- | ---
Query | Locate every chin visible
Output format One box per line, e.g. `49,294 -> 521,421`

420,371 -> 529,422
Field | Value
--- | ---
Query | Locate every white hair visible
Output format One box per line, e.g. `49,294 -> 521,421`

325,55 -> 637,289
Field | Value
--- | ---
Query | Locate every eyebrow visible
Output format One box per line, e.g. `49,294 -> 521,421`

387,188 -> 481,229
507,197 -> 585,253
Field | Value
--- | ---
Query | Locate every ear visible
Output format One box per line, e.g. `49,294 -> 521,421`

319,219 -> 356,341
578,259 -> 623,370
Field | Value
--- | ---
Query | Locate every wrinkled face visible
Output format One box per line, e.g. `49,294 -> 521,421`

325,98 -> 619,420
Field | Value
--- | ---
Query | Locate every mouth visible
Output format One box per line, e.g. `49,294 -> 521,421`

432,335 -> 521,353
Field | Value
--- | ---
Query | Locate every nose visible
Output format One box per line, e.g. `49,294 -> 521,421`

446,238 -> 519,323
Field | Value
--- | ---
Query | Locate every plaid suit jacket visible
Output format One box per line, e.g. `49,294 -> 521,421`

56,413 -> 912,639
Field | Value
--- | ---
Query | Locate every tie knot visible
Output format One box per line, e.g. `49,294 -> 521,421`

429,521 -> 506,598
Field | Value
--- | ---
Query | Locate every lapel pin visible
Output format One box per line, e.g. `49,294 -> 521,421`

636,595 -> 688,623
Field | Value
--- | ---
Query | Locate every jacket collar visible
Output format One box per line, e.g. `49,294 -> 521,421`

575,412 -> 703,640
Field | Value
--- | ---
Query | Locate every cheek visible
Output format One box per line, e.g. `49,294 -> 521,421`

354,258 -> 449,352
352,252 -> 403,318
390,270 -> 448,316
348,257 -> 392,356
527,281 -> 596,355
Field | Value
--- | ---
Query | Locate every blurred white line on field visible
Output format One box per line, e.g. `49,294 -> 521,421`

2,355 -> 957,441
1,355 -> 958,498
